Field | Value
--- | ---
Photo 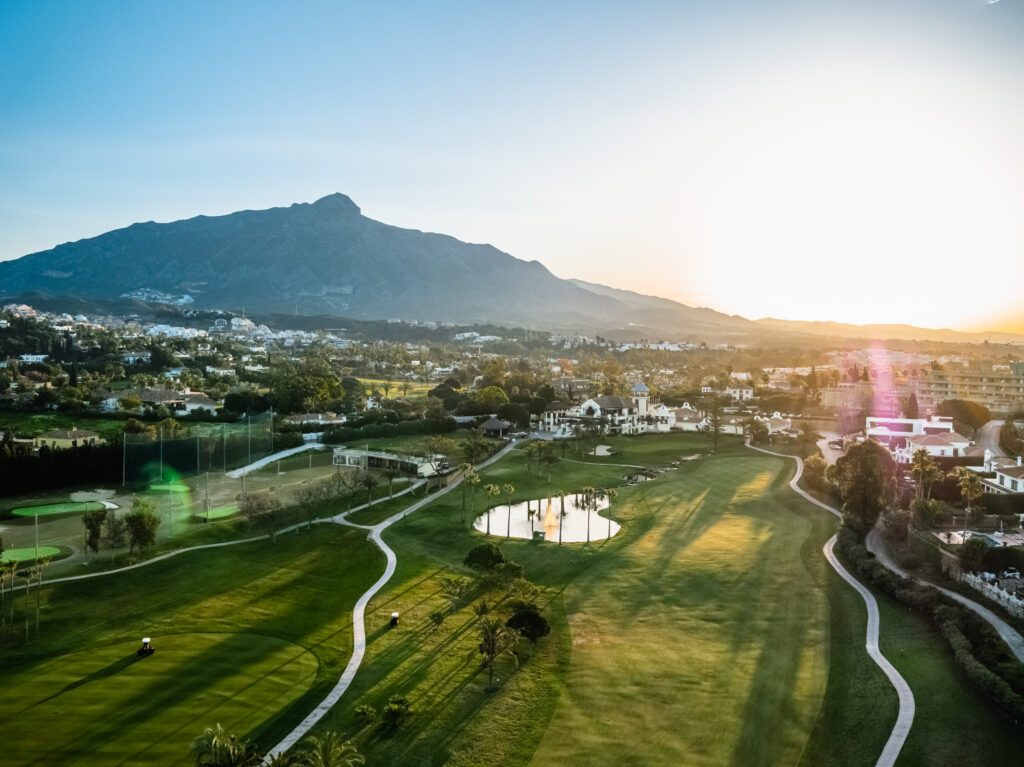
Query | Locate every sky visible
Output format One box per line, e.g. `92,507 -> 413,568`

2,0 -> 1023,332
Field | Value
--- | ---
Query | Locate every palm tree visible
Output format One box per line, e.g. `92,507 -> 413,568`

953,466 -> 984,523
302,731 -> 364,767
458,463 -> 475,525
477,615 -> 519,686
483,484 -> 501,535
35,556 -> 51,632
910,449 -> 943,500
381,465 -> 402,499
502,483 -> 516,539
465,470 -> 481,529
582,486 -> 596,543
540,442 -> 560,481
555,490 -> 567,546
604,488 -> 618,539
359,472 -> 379,507
189,724 -> 263,766
264,751 -> 304,767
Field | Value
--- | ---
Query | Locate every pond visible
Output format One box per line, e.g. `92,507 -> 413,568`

473,493 -> 621,543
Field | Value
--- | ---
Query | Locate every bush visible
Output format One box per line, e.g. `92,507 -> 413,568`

383,696 -> 410,730
463,542 -> 506,571
354,704 -> 377,725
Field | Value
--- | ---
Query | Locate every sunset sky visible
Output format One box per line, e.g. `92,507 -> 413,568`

2,1 -> 1023,332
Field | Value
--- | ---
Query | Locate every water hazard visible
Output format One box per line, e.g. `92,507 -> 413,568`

473,493 -> 621,542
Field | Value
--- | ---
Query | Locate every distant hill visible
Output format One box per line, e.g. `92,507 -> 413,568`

2,193 -> 1021,344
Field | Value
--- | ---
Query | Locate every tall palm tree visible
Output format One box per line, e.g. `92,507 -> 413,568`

604,488 -> 618,539
502,483 -> 516,539
359,472 -> 379,507
582,486 -> 596,543
953,466 -> 984,522
910,449 -> 942,500
555,490 -> 567,546
458,463 -> 475,525
483,484 -> 501,535
302,731 -> 364,767
465,470 -> 481,529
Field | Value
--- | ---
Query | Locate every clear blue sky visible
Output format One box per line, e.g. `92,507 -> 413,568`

3,0 -> 1023,330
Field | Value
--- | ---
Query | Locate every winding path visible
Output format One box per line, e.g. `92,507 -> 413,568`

748,444 -> 915,767
865,528 -> 1024,663
264,439 -> 520,759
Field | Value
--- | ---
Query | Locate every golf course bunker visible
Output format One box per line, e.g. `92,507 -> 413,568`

474,494 -> 621,542
10,501 -> 106,517
0,632 -> 318,766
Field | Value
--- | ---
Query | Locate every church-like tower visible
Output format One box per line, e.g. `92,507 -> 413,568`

632,380 -> 650,416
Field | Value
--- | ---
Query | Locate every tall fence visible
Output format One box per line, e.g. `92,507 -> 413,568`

122,412 -> 274,484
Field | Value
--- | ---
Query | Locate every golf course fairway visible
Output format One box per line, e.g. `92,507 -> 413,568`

0,632 -> 317,766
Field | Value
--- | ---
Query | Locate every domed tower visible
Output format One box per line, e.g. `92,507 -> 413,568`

632,380 -> 650,416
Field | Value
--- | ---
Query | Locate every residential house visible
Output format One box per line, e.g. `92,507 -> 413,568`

34,426 -> 104,450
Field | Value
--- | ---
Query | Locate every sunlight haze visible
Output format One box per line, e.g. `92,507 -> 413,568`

2,0 -> 1022,331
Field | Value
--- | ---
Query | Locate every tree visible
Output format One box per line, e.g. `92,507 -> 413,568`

802,454 -> 827,491
904,393 -> 919,420
882,509 -> 911,542
105,509 -> 127,552
420,435 -> 456,481
118,393 -> 142,411
503,483 -> 515,539
506,602 -> 550,645
952,466 -> 984,517
383,696 -> 411,731
124,498 -> 161,554
461,428 -> 493,463
302,731 -> 365,767
464,542 -> 506,571
478,616 -> 520,685
473,385 -> 510,411
910,449 -> 943,500
482,483 -> 500,535
440,575 -> 471,612
833,439 -> 897,535
937,399 -> 992,437
497,402 -> 530,429
82,507 -> 107,561
381,464 -> 402,500
358,471 -> 379,507
189,724 -> 263,767
703,393 -> 724,453
961,536 -> 988,573
748,418 -> 769,445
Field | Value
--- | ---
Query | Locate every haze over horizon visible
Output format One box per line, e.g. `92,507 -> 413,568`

3,1 -> 1023,333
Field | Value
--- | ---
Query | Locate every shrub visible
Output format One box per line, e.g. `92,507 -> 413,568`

354,704 -> 377,725
463,542 -> 506,571
383,696 -> 411,730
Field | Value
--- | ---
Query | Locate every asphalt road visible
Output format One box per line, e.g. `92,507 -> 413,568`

977,419 -> 1006,457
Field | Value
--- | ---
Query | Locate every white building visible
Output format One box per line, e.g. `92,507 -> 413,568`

865,415 -> 954,449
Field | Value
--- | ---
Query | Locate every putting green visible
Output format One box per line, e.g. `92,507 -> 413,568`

10,501 -> 106,517
1,545 -> 62,563
0,632 -> 318,766
148,483 -> 191,494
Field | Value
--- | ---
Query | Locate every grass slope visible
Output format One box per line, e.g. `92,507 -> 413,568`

0,525 -> 382,766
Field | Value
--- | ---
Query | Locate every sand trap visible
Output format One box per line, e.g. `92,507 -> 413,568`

590,445 -> 614,457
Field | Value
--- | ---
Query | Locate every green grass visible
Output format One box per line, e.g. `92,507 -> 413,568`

4,430 -> 1019,766
1,545 -> 63,563
194,504 -> 239,520
0,413 -> 128,442
358,378 -> 433,401
312,435 -> 835,766
0,525 -> 383,766
0,632 -> 317,766
10,501 -> 106,517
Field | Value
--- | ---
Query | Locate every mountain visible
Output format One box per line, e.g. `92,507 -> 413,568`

0,193 -> 748,335
752,318 -> 1024,345
2,193 -> 1022,344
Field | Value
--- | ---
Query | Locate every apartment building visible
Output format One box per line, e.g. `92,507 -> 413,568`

914,366 -> 1024,414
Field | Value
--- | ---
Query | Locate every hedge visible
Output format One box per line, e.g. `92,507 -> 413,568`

836,527 -> 1024,718
979,493 -> 1024,517
321,416 -> 457,445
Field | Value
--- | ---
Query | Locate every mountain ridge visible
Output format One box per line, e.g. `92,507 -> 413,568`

2,193 -> 1022,344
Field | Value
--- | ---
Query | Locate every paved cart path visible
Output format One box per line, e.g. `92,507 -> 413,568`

748,444 -> 914,767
